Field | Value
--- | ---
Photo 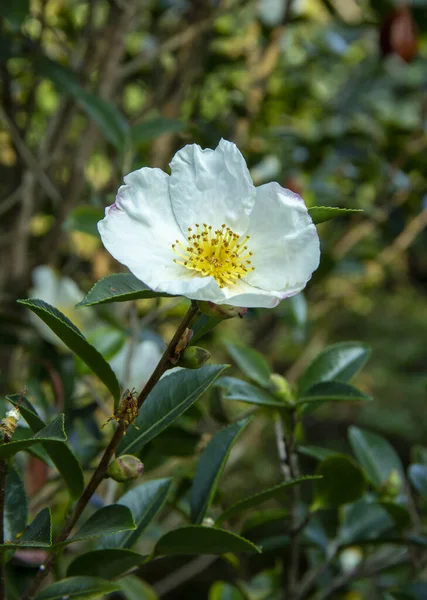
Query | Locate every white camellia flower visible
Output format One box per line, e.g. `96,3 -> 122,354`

98,140 -> 320,308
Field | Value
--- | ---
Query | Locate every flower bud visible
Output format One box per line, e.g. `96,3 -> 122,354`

107,455 -> 144,483
268,374 -> 295,406
380,468 -> 403,499
339,547 -> 363,574
178,346 -> 210,369
202,517 -> 215,528
197,301 -> 248,320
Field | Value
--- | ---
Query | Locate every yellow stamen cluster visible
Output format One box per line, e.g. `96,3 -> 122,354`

172,223 -> 254,288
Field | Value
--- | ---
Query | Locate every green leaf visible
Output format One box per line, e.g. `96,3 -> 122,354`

118,365 -> 227,456
339,498 -> 394,544
311,454 -> 366,510
191,315 -> 224,344
68,505 -> 135,544
209,581 -> 245,600
97,478 -> 172,549
16,508 -> 52,548
131,117 -> 185,144
34,576 -> 120,600
67,549 -> 145,579
191,418 -> 251,525
36,56 -> 129,150
308,206 -> 363,225
0,415 -> 66,459
18,299 -> 120,404
298,342 -> 371,393
64,206 -> 104,237
118,575 -> 158,600
348,426 -> 404,489
225,342 -> 271,387
216,377 -> 284,408
4,467 -> 27,544
154,526 -> 261,556
7,394 -> 84,499
297,381 -> 372,413
408,464 -> 427,499
378,501 -> 411,530
77,273 -> 171,308
298,446 -> 338,461
215,476 -> 321,526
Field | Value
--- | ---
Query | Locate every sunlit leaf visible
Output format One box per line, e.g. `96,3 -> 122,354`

18,299 -> 120,403
118,365 -> 227,456
77,273 -> 171,307
298,342 -> 371,393
308,206 -> 363,224
225,342 -> 272,387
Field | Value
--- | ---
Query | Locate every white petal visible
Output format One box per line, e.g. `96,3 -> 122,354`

244,183 -> 320,291
169,139 -> 255,236
98,168 -> 185,290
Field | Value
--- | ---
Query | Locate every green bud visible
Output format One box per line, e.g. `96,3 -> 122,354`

197,301 -> 248,320
268,374 -> 295,406
108,455 -> 144,483
380,468 -> 403,499
178,346 -> 210,369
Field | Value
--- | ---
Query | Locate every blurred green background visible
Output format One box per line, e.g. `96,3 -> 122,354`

1,0 -> 427,597
1,0 -> 426,437
1,0 -> 427,560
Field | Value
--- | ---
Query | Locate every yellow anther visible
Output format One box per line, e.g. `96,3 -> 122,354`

171,223 -> 255,288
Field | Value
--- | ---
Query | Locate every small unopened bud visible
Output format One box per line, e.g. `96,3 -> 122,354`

339,547 -> 363,574
268,374 -> 295,406
178,346 -> 210,369
108,455 -> 144,483
197,301 -> 248,320
380,468 -> 403,499
202,517 -> 215,528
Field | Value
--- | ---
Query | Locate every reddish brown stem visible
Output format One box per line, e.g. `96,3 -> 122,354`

20,301 -> 200,600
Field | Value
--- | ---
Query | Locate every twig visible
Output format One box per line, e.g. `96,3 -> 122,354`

296,542 -> 339,600
0,460 -> 7,600
0,105 -> 61,205
275,412 -> 291,480
286,409 -> 301,600
124,302 -> 139,386
153,555 -> 217,597
274,408 -> 303,600
314,549 -> 409,600
20,301 -> 200,600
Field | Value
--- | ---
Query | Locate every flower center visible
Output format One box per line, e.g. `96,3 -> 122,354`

172,223 -> 254,288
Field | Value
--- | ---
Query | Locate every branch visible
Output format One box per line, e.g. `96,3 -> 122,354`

0,460 -> 7,600
0,105 -> 62,205
20,301 -> 200,600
